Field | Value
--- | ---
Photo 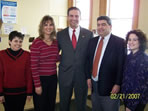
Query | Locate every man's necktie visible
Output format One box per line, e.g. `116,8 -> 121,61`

92,37 -> 104,78
72,29 -> 77,49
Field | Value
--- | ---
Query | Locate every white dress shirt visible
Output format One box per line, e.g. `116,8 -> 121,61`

92,33 -> 111,81
68,26 -> 80,41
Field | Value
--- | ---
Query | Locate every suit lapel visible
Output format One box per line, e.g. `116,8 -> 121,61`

92,37 -> 99,59
75,27 -> 87,51
64,28 -> 75,51
76,28 -> 82,50
101,34 -> 114,65
64,27 -> 83,51
65,27 -> 87,51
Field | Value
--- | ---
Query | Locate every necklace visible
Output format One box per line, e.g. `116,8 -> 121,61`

44,39 -> 51,42
45,40 -> 51,42
43,39 -> 53,46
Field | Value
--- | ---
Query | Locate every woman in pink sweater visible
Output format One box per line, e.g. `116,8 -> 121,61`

30,15 -> 59,111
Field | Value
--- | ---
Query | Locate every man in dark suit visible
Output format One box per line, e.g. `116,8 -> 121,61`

57,7 -> 93,111
86,16 -> 126,111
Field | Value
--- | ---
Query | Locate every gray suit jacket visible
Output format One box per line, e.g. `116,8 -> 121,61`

57,27 -> 93,87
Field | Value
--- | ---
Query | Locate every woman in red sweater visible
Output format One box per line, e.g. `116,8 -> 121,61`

30,15 -> 59,111
0,31 -> 33,111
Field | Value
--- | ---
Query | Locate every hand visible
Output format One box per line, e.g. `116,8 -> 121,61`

87,79 -> 92,89
35,86 -> 42,95
126,107 -> 131,111
0,96 -> 5,103
27,96 -> 32,102
111,85 -> 120,94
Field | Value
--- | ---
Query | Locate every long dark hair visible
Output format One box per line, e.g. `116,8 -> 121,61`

126,29 -> 147,52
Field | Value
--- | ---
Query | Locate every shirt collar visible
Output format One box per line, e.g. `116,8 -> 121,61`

100,32 -> 111,40
69,26 -> 80,33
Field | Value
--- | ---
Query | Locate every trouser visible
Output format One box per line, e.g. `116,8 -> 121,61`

91,80 -> 120,111
59,79 -> 88,111
135,104 -> 146,111
33,74 -> 57,111
3,93 -> 26,111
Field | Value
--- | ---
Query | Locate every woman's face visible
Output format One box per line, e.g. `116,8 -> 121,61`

127,33 -> 140,53
42,20 -> 54,36
9,37 -> 23,51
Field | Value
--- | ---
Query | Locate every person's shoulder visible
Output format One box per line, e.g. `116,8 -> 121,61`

21,49 -> 30,55
80,27 -> 92,33
33,37 -> 41,42
22,50 -> 31,59
91,36 -> 99,40
53,39 -> 58,44
0,49 -> 6,53
140,52 -> 148,70
143,52 -> 148,61
57,28 -> 68,40
0,49 -> 6,55
89,36 -> 99,44
23,50 -> 29,53
57,27 -> 68,34
31,37 -> 42,46
111,34 -> 125,42
111,34 -> 124,40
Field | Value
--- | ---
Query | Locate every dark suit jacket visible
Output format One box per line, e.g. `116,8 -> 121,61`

57,27 -> 93,87
86,34 -> 126,96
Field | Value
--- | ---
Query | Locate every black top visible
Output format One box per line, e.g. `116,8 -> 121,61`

8,48 -> 21,56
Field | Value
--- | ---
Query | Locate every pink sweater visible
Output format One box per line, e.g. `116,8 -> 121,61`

30,38 -> 59,87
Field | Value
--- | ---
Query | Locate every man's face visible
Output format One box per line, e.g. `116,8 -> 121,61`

97,20 -> 112,37
68,9 -> 80,29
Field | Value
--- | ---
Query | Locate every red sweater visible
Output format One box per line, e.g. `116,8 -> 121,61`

30,38 -> 59,87
0,49 -> 33,96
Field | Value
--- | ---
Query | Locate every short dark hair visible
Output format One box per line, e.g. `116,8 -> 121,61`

9,31 -> 24,41
67,7 -> 81,16
97,16 -> 112,25
126,29 -> 148,52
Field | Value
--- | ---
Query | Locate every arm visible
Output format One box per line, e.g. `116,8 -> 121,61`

90,31 -> 93,39
85,31 -> 94,79
25,53 -> 33,95
0,55 -> 5,103
0,96 -> 5,103
57,32 -> 61,51
111,85 -> 120,94
30,40 -> 42,95
85,39 -> 92,79
57,32 -> 62,62
26,96 -> 32,102
115,39 -> 126,85
86,38 -> 93,89
112,39 -> 126,93
0,56 -> 4,97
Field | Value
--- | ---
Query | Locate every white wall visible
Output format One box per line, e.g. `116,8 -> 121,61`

138,0 -> 148,37
0,0 -> 67,50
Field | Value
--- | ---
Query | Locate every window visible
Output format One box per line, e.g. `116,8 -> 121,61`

107,0 -> 134,38
74,0 -> 90,29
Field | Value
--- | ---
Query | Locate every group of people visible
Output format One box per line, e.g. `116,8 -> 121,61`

0,7 -> 148,111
